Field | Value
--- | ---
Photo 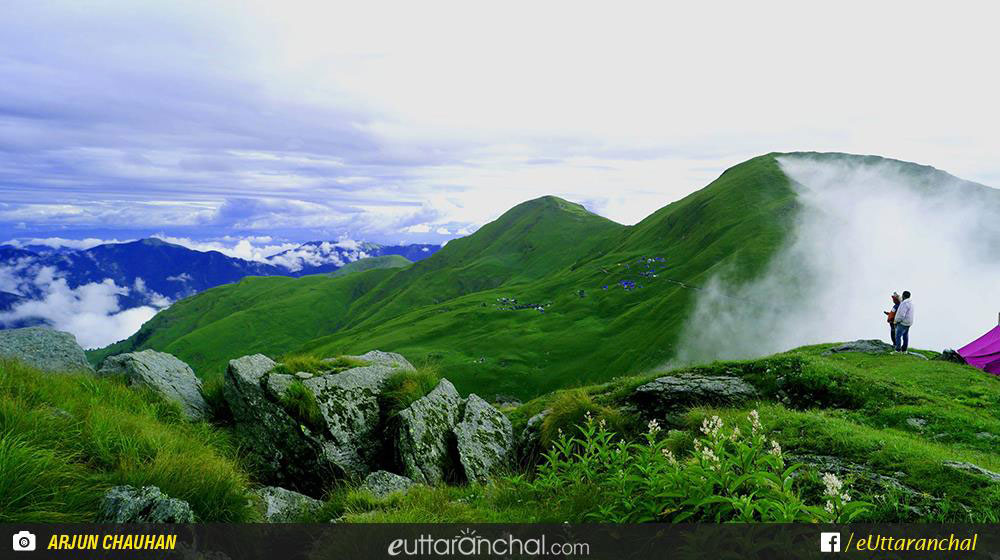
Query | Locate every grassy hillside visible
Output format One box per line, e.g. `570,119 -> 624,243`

329,255 -> 412,277
0,359 -> 254,522
330,345 -> 1000,523
91,154 -> 796,396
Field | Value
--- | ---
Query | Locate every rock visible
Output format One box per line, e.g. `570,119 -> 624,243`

362,471 -> 416,499
294,372 -> 314,380
397,379 -> 462,484
97,485 -> 195,523
253,486 -> 322,522
454,394 -> 514,483
823,339 -> 895,355
265,373 -> 296,398
906,417 -> 927,430
98,350 -> 209,420
632,374 -> 757,416
976,432 -> 998,441
342,350 -> 414,370
303,359 -> 411,477
0,327 -> 93,373
223,354 -> 331,495
935,349 -> 967,365
943,461 -> 1000,482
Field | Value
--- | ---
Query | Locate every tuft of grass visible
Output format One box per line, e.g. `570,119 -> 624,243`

379,367 -> 440,419
279,381 -> 325,433
0,359 -> 256,522
539,389 -> 627,448
272,354 -> 370,376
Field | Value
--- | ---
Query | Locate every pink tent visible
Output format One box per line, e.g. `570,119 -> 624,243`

958,325 -> 1000,375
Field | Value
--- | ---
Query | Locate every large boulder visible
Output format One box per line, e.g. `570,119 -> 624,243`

97,485 -> 195,523
397,379 -> 463,484
633,374 -> 757,416
253,486 -> 323,523
222,354 -> 332,495
935,349 -> 968,365
454,394 -> 514,483
0,327 -> 93,373
98,350 -> 209,420
362,471 -> 416,499
823,339 -> 895,355
300,357 -> 413,477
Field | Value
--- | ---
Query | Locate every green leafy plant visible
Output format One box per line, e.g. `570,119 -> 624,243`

525,410 -> 871,523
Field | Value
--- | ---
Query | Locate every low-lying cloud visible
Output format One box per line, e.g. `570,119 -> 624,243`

0,267 -> 168,349
675,155 -> 1000,363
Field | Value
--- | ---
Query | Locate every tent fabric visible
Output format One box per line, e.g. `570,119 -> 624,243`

958,326 -> 1000,374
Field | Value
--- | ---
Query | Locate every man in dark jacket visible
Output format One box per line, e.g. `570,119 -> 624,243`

884,292 -> 900,346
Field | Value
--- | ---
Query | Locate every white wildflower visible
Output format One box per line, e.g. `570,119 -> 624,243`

822,472 -> 844,496
598,418 -> 607,429
661,448 -> 678,465
731,426 -> 742,440
768,439 -> 782,457
647,419 -> 661,435
701,416 -> 723,439
748,410 -> 762,434
825,501 -> 834,513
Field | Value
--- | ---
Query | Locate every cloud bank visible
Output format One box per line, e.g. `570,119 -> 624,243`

675,155 -> 1000,363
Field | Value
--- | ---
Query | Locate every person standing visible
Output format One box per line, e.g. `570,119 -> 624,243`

894,291 -> 914,352
884,292 -> 901,347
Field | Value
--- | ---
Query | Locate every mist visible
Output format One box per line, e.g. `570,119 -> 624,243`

675,154 -> 1000,363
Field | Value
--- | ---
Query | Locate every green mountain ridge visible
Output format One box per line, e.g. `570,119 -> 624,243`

89,152 -> 1000,399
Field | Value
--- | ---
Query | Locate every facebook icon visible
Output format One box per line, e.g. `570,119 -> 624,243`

820,532 -> 841,552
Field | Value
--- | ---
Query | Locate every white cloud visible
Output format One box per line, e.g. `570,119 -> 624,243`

2,237 -> 133,250
150,234 -> 299,262
0,268 -> 164,348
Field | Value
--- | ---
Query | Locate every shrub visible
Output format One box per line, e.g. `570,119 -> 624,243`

523,410 -> 871,523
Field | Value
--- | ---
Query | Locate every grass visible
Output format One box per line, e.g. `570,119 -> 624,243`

271,354 -> 370,376
379,367 -> 440,420
279,381 -> 325,432
0,359 -> 256,522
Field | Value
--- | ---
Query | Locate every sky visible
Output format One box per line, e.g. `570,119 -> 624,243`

2,1 -> 1000,254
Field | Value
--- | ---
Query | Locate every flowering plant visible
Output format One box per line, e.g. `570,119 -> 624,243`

528,410 -> 871,523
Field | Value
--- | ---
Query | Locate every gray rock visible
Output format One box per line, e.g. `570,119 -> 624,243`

223,354 -> 331,495
633,374 -> 757,416
943,461 -> 1000,482
935,349 -> 967,364
346,350 -> 414,370
98,350 -> 209,420
0,327 -> 93,373
294,372 -> 314,380
906,417 -> 927,430
253,486 -> 322,523
265,373 -> 296,399
397,379 -> 462,484
976,432 -> 999,441
454,394 -> 513,483
823,339 -> 895,355
97,485 -> 195,523
363,471 -> 416,499
303,360 -> 408,477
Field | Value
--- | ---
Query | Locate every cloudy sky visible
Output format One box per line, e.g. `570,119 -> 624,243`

2,1 -> 998,252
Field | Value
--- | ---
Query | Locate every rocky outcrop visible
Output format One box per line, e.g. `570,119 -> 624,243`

823,340 -> 895,355
633,374 -> 757,416
0,327 -> 93,373
97,485 -> 195,523
935,349 -> 967,365
363,471 -> 416,499
397,379 -> 463,484
253,486 -> 323,522
348,350 -> 413,370
98,350 -> 209,420
222,354 -> 332,495
943,461 -> 1000,482
454,394 -> 514,483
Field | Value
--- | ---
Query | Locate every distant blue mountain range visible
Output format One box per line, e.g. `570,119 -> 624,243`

0,238 -> 440,320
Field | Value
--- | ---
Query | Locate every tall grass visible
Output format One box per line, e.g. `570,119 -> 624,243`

379,367 -> 440,419
0,359 -> 256,522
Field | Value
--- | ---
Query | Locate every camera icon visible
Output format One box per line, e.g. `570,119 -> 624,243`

12,531 -> 36,552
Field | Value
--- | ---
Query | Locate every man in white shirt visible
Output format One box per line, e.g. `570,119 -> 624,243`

893,291 -> 914,352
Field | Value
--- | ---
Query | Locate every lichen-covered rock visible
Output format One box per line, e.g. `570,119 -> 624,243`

0,327 -> 93,373
222,354 -> 331,495
633,374 -> 757,416
303,360 -> 407,477
253,486 -> 322,522
823,339 -> 895,355
943,461 -> 1000,482
517,409 -> 550,462
346,350 -> 414,370
363,471 -> 416,499
454,394 -> 513,483
97,485 -> 195,523
397,379 -> 462,484
98,350 -> 208,420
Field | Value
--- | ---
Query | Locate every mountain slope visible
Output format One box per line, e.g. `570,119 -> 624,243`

329,255 -> 412,277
